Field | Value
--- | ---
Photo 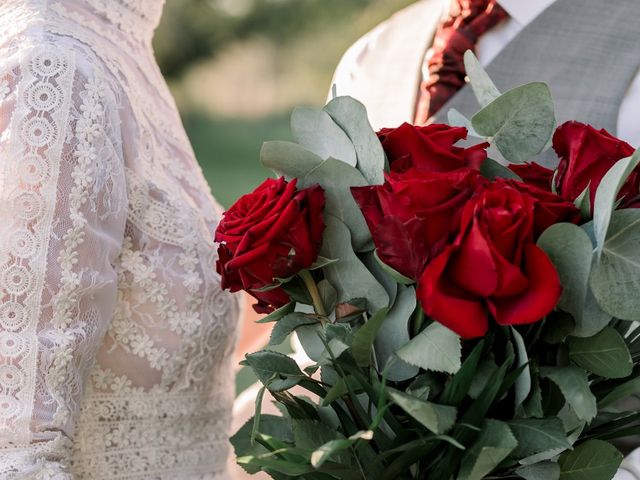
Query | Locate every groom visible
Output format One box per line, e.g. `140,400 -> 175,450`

331,0 -> 640,477
332,0 -> 640,163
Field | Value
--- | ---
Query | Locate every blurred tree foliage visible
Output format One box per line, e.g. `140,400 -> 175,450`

154,0 -> 375,79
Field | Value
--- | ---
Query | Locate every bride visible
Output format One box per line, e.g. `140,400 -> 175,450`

0,0 -> 240,478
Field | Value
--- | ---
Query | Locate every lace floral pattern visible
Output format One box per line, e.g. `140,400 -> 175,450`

0,1 -> 240,479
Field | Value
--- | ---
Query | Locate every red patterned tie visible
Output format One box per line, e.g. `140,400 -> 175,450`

414,0 -> 509,125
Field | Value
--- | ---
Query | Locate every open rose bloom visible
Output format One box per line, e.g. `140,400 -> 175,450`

222,55 -> 640,480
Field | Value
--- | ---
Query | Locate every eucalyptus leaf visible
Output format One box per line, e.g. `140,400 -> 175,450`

320,215 -> 389,312
324,96 -> 385,185
374,285 -> 419,381
260,140 -> 324,179
471,82 -> 556,163
558,439 -> 622,480
396,322 -> 461,374
298,158 -> 371,250
568,327 -> 632,379
291,106 -> 357,166
507,418 -> 571,459
574,185 -> 591,219
590,209 -> 640,320
463,50 -> 501,107
317,280 -> 338,314
593,151 -> 640,253
538,223 -> 610,337
480,157 -> 522,181
458,419 -> 518,480
512,327 -> 531,408
540,366 -> 597,422
388,389 -> 456,434
352,307 -> 389,367
448,107 -> 484,138
373,250 -> 414,285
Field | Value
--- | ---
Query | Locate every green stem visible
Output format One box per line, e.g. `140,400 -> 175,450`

299,269 -> 327,317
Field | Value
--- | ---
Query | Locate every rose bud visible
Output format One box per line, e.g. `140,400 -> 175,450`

553,121 -> 640,209
418,181 -> 561,339
377,123 -> 489,174
215,177 -> 325,313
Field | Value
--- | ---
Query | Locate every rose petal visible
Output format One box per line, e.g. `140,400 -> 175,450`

491,244 -> 562,326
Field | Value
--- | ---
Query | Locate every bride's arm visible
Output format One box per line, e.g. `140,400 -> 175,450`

0,42 -> 127,477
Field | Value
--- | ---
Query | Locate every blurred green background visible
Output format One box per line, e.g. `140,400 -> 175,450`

155,0 -> 413,209
154,0 -> 413,394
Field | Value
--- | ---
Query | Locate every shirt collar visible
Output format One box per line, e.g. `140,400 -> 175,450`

498,0 -> 556,26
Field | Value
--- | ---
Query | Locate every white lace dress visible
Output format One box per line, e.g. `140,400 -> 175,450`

0,1 -> 241,478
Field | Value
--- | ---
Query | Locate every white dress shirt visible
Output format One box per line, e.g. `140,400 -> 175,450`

473,0 -> 640,146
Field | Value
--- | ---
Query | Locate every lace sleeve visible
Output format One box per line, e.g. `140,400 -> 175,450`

0,41 -> 127,477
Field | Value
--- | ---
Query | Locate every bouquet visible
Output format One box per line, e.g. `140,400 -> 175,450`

219,52 -> 640,480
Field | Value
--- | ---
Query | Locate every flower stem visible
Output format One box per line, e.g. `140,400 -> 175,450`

299,270 -> 327,317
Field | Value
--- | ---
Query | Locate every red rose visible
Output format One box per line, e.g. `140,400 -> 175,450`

553,121 -> 640,209
377,123 -> 489,174
215,177 -> 325,313
506,180 -> 582,237
351,168 -> 483,280
508,162 -> 554,192
418,182 -> 561,338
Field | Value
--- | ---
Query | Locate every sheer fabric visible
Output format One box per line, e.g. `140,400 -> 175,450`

0,1 -> 241,478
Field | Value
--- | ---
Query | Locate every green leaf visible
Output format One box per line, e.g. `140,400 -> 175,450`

442,339 -> 485,405
322,376 -> 349,406
512,328 -> 531,408
480,157 -> 522,181
260,140 -> 324,179
251,385 -> 268,444
598,377 -> 640,408
507,418 -> 571,459
292,419 -> 341,450
516,376 -> 544,419
311,430 -> 373,468
558,439 -> 622,480
269,313 -> 318,346
317,280 -> 338,313
468,358 -> 499,400
396,322 -> 462,374
352,307 -> 389,367
574,185 -> 591,219
538,223 -> 610,337
320,215 -> 389,312
298,158 -> 371,250
256,302 -> 296,323
593,151 -> 640,253
516,462 -> 560,480
374,285 -> 419,381
373,249 -> 414,285
590,209 -> 640,320
463,50 -> 501,108
291,106 -> 357,166
471,82 -> 556,163
458,419 -> 518,480
324,96 -> 385,185
309,256 -> 340,270
448,108 -> 484,138
245,350 -> 305,392
568,327 -> 632,379
388,389 -> 456,435
231,415 -> 293,474
540,367 -> 597,422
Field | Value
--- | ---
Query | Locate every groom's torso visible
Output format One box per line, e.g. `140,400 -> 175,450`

332,0 -> 640,166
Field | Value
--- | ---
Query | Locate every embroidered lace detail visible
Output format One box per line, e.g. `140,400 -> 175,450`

0,1 -> 240,478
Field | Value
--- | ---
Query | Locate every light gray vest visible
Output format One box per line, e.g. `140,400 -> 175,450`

433,0 -> 640,165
